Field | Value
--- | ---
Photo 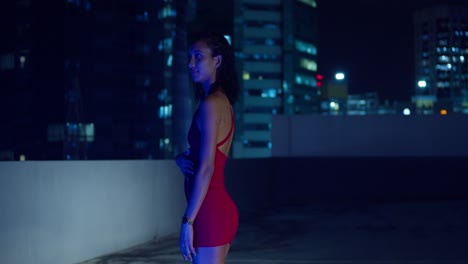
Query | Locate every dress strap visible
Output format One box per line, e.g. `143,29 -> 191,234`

216,107 -> 234,147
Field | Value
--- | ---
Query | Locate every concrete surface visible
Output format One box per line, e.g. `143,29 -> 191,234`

78,199 -> 468,264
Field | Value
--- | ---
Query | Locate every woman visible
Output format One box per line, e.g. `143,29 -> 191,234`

175,32 -> 240,263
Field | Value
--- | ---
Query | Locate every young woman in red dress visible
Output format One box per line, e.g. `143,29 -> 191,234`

175,31 -> 240,263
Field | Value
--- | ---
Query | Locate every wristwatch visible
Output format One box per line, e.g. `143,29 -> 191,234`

181,215 -> 193,225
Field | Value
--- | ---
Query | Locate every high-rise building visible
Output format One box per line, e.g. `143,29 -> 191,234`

0,0 -> 195,160
0,0 -> 65,160
413,4 -> 468,114
63,0 -> 165,160
233,0 -> 319,158
66,0 -> 196,160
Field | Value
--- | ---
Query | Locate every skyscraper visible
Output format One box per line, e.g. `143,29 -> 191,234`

0,0 -> 196,160
413,4 -> 468,114
64,0 -> 164,160
0,0 -> 65,160
233,0 -> 319,158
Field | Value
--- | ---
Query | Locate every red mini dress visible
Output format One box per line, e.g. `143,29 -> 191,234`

184,106 -> 239,248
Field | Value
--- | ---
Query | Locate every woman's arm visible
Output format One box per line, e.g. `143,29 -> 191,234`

183,96 -> 219,221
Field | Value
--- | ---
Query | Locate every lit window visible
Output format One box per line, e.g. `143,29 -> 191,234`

19,56 -> 26,68
295,73 -> 317,87
159,104 -> 173,119
158,38 -> 173,52
243,71 -> 250,80
49,123 -> 94,142
295,40 -> 317,55
84,123 -> 95,142
299,58 -> 317,71
164,38 -> 173,50
439,55 -> 449,63
438,39 -> 448,46
436,81 -> 450,88
435,64 -> 451,71
158,5 -> 176,19
261,89 -> 277,98
167,54 -> 173,67
297,0 -> 317,8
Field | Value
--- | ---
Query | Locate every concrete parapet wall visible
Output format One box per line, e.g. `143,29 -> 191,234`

0,160 -> 185,264
1,155 -> 467,263
0,159 -> 275,264
272,114 -> 468,157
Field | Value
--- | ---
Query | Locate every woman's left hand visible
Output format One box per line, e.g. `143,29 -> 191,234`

179,224 -> 196,261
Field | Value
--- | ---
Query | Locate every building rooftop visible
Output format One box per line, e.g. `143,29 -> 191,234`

79,199 -> 468,264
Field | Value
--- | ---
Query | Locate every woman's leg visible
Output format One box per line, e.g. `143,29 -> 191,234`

224,243 -> 231,258
193,244 -> 230,264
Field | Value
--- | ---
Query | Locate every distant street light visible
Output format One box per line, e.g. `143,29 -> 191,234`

403,108 -> 411,115
418,80 -> 427,88
335,72 -> 345,80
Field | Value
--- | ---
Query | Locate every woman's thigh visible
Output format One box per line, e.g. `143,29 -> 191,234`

193,244 -> 230,264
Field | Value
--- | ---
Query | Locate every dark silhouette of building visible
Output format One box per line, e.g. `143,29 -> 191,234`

0,0 -> 196,160
0,0 -> 64,160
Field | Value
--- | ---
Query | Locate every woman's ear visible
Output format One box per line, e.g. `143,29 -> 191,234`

215,55 -> 222,69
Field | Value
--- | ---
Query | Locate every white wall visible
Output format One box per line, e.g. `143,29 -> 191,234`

0,160 -> 185,264
0,159 -> 276,264
272,114 -> 468,157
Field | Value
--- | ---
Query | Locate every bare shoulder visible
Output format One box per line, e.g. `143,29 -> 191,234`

201,92 -> 228,111
197,94 -> 221,122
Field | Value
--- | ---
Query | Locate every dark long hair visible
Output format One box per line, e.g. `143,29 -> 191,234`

189,31 -> 240,105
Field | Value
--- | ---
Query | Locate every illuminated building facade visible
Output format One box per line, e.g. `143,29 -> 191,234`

233,0 -> 319,158
413,4 -> 468,114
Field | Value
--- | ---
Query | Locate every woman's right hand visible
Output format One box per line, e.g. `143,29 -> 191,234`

176,149 -> 194,176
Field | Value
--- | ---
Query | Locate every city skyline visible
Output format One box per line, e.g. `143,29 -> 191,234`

318,0 -> 467,102
1,0 -> 467,161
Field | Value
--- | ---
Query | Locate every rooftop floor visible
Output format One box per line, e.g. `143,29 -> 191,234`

79,200 -> 468,264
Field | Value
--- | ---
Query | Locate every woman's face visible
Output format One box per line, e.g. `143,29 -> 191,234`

188,40 -> 220,88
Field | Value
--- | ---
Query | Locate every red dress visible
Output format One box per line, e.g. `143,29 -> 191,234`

184,106 -> 239,247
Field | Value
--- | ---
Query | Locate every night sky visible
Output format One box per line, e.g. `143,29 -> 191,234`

317,0 -> 467,103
